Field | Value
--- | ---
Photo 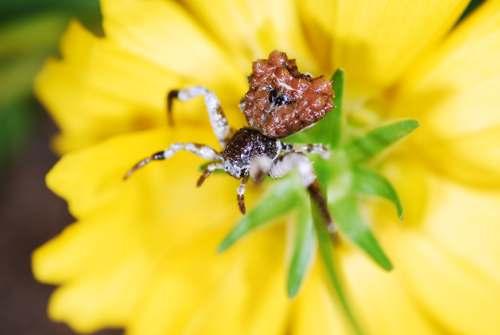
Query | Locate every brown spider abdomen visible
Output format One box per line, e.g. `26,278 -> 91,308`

240,50 -> 334,138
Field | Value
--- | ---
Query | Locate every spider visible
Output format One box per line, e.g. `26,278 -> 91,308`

125,51 -> 336,232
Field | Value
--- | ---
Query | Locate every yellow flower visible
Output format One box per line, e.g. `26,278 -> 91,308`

33,0 -> 500,334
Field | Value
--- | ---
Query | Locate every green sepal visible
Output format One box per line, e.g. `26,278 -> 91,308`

287,207 -> 314,298
343,119 -> 419,163
218,179 -> 301,252
311,197 -> 364,335
330,195 -> 393,271
352,166 -> 403,219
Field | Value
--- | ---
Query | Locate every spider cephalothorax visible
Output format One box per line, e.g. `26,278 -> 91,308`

125,51 -> 335,231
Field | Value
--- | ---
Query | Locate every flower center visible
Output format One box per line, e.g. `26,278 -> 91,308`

344,96 -> 385,136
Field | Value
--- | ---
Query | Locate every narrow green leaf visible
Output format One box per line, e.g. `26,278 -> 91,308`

344,119 -> 419,163
352,166 -> 403,219
287,209 -> 314,298
282,129 -> 312,144
218,179 -> 301,252
311,199 -> 364,335
331,195 -> 393,270
328,68 -> 344,147
287,69 -> 344,146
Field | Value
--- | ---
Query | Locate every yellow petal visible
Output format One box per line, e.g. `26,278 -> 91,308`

47,251 -> 154,333
241,229 -> 289,335
184,0 -> 318,74
36,58 -> 141,152
32,205 -> 143,283
46,125 -> 233,217
128,225 -> 287,335
36,21 -> 239,152
57,21 -> 181,113
340,249 -> 437,335
246,0 -> 318,73
291,265 -> 351,335
377,157 -> 500,334
181,227 -> 288,335
394,231 -> 500,335
127,236 -> 236,335
182,0 -> 260,70
383,156 -> 500,285
393,1 -> 500,186
300,0 -> 468,97
46,128 -> 165,217
101,0 -> 246,103
416,171 -> 500,286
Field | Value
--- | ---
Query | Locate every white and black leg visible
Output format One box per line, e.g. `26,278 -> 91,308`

269,153 -> 335,232
248,155 -> 274,184
197,162 -> 224,187
237,176 -> 249,214
124,143 -> 221,180
167,86 -> 233,147
283,143 -> 330,159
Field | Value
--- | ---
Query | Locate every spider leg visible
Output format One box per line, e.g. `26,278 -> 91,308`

237,176 -> 249,214
283,143 -> 330,159
166,86 -> 233,147
166,90 -> 179,126
269,153 -> 335,232
124,143 -> 221,180
197,162 -> 224,187
249,155 -> 274,184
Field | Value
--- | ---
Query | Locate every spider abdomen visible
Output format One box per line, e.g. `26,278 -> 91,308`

221,128 -> 279,178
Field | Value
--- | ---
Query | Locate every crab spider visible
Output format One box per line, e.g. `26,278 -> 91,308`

125,51 -> 335,232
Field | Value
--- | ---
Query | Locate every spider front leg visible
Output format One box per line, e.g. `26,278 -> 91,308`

269,153 -> 335,233
284,143 -> 330,159
249,155 -> 274,184
236,176 -> 249,214
197,162 -> 224,187
124,143 -> 221,180
167,86 -> 233,147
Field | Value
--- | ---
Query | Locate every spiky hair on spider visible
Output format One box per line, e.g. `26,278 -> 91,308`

124,50 -> 336,232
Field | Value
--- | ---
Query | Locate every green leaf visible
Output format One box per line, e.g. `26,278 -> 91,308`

343,119 -> 419,163
218,179 -> 301,252
331,195 -> 393,270
352,166 -> 403,219
330,69 -> 344,147
287,208 -> 314,298
282,130 -> 311,144
286,69 -> 344,146
311,197 -> 364,335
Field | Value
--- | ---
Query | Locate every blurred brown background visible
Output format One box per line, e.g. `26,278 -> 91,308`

0,112 -> 123,335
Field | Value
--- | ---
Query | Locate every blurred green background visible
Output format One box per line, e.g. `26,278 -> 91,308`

0,0 -> 101,170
